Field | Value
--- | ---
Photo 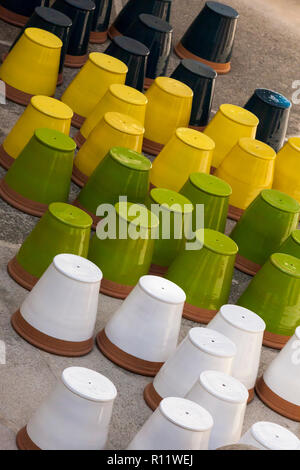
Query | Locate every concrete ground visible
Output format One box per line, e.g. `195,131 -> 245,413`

0,0 -> 300,451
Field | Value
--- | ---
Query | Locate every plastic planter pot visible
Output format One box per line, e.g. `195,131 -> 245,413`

88,202 -> 159,299
16,367 -> 117,450
179,173 -> 232,233
109,0 -> 172,39
0,129 -> 75,217
0,28 -> 62,106
5,7 -> 72,86
61,52 -> 128,128
175,1 -> 239,75
239,422 -> 300,450
204,104 -> 259,170
0,95 -> 73,170
186,371 -> 248,450
73,112 -> 145,187
171,59 -> 217,130
273,137 -> 300,203
166,228 -> 238,323
8,202 -> 92,291
143,77 -> 193,155
237,253 -> 300,349
0,0 -> 49,27
11,254 -> 102,357
244,89 -> 291,152
216,137 -> 276,221
230,189 -> 300,276
75,84 -> 147,148
52,0 -> 95,68
97,275 -> 185,376
105,36 -> 150,92
208,304 -> 265,403
74,147 -> 151,230
146,188 -> 193,275
144,327 -> 236,411
150,128 -> 215,192
256,327 -> 300,421
90,0 -> 112,44
278,230 -> 300,259
127,397 -> 213,450
125,14 -> 173,89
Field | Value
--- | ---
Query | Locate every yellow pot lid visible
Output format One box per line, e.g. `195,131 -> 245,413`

220,104 -> 259,127
154,77 -> 193,99
176,128 -> 215,151
238,137 -> 276,160
116,201 -> 159,229
89,52 -> 128,75
24,27 -> 62,49
104,111 -> 145,136
109,84 -> 148,106
31,95 -> 73,120
288,137 -> 300,152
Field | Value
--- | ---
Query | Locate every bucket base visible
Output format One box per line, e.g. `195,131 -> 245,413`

148,263 -> 168,276
72,165 -> 88,187
235,254 -> 261,276
0,145 -> 15,170
71,112 -> 85,129
12,309 -> 94,357
255,376 -> 300,421
174,42 -> 231,75
57,72 -> 63,86
100,277 -> 133,300
16,427 -> 40,450
74,130 -> 86,148
108,24 -> 122,39
0,5 -> 28,27
183,302 -> 217,324
143,137 -> 164,156
248,387 -> 254,404
0,178 -> 48,217
3,81 -> 33,106
73,199 -> 101,230
65,53 -> 88,68
189,124 -> 206,132
97,329 -> 164,376
143,382 -> 163,410
7,256 -> 38,291
263,330 -> 290,350
144,77 -> 154,90
227,205 -> 244,221
90,30 -> 108,44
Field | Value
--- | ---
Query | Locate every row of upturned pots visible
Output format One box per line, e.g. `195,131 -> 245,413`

0,0 -> 300,452
0,0 -> 292,152
0,0 -> 238,81
0,27 -> 297,216
10,253 -> 300,450
0,80 -> 298,220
